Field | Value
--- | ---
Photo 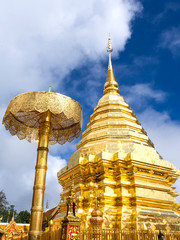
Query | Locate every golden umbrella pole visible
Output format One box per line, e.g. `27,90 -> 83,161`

3,91 -> 82,240
30,111 -> 51,239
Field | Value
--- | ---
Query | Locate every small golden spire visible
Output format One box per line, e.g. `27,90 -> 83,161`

48,86 -> 51,92
7,207 -> 10,223
46,200 -> 49,209
103,36 -> 120,95
12,212 -> 15,221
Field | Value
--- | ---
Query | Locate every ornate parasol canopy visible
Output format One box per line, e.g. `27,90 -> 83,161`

3,91 -> 82,144
3,90 -> 82,240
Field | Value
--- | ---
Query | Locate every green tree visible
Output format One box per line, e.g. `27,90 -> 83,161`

0,190 -> 9,222
0,190 -> 30,223
15,210 -> 30,223
0,190 -> 17,222
0,190 -> 8,211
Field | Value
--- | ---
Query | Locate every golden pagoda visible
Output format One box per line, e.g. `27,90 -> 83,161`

56,38 -> 180,232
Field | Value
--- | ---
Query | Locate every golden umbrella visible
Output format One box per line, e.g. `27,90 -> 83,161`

3,89 -> 82,240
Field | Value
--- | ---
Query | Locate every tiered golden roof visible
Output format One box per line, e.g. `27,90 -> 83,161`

77,37 -> 153,153
57,37 -> 180,231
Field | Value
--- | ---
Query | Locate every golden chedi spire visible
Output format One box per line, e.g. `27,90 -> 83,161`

103,36 -> 120,95
58,37 -> 180,232
76,36 -> 153,152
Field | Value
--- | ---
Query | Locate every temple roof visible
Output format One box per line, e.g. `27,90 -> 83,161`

77,37 -> 154,154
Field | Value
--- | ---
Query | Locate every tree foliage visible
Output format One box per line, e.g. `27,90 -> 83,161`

0,190 -> 8,211
15,210 -> 30,223
0,190 -> 9,222
0,190 -> 30,223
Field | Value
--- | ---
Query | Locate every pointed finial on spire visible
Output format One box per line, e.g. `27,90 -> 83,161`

107,34 -> 113,53
103,36 -> 120,95
107,35 -> 113,71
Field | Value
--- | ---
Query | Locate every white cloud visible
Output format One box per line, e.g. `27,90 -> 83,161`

159,27 -> 180,56
0,0 -> 141,105
122,83 -> 167,109
0,108 -> 37,210
153,2 -> 180,24
45,155 -> 67,209
113,55 -> 159,79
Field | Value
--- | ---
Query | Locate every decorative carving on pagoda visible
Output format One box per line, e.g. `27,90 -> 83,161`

90,209 -> 103,230
0,226 -> 4,240
1,214 -> 21,240
61,182 -> 81,240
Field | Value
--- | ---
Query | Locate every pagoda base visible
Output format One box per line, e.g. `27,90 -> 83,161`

58,148 -> 180,232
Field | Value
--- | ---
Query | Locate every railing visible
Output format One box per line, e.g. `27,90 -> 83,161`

80,229 -> 180,240
41,226 -> 61,240
3,228 -> 180,240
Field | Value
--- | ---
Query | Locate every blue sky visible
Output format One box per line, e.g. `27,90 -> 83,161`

0,0 -> 180,212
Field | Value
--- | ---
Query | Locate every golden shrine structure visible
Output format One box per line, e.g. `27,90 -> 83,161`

56,37 -> 180,232
0,214 -> 29,240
